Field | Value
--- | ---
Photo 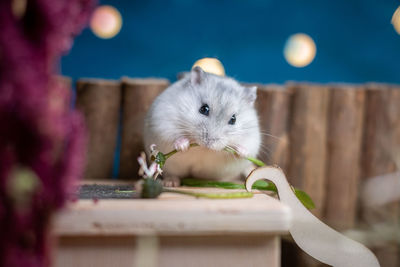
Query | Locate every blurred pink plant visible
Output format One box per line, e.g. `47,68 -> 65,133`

0,0 -> 95,266
138,147 -> 163,179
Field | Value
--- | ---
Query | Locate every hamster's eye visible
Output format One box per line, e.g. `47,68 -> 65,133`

228,114 -> 236,125
199,104 -> 210,116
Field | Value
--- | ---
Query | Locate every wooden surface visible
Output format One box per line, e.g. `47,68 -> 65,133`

75,79 -> 121,179
119,78 -> 170,179
54,185 -> 287,267
287,83 -> 329,218
361,84 -> 400,267
256,84 -> 291,172
324,85 -> 365,230
158,235 -> 280,267
55,235 -> 280,267
55,236 -> 137,267
286,83 -> 329,267
69,78 -> 399,266
54,187 -> 291,236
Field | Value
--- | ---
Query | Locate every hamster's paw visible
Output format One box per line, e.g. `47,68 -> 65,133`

163,176 -> 181,187
235,145 -> 249,157
174,137 -> 190,152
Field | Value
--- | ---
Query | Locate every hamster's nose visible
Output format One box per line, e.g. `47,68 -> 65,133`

204,138 -> 221,150
201,130 -> 222,150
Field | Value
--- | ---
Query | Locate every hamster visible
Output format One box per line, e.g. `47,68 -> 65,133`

143,66 -> 261,186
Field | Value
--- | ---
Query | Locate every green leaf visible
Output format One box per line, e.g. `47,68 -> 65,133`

252,179 -> 277,192
294,188 -> 315,210
155,152 -> 166,168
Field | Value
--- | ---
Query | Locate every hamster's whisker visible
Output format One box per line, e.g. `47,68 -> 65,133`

230,128 -> 281,142
225,145 -> 239,155
259,145 -> 273,156
225,145 -> 236,151
237,127 -> 259,132
258,132 -> 281,140
257,145 -> 274,160
237,127 -> 281,141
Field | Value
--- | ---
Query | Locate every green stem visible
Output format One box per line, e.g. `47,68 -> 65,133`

163,188 -> 253,199
152,143 -> 315,209
222,146 -> 265,167
115,188 -> 253,199
164,143 -> 199,159
245,156 -> 266,167
181,178 -> 277,192
115,190 -> 135,193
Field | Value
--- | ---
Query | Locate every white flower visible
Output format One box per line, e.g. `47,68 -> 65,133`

137,151 -> 162,179
150,144 -> 157,152
150,143 -> 159,159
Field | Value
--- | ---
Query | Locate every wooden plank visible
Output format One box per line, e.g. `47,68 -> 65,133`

287,83 -> 329,218
76,79 -> 121,179
159,235 -> 280,267
361,83 -> 400,267
285,82 -> 330,267
54,188 -> 291,236
119,78 -> 170,179
255,84 -> 291,172
55,235 -> 280,267
324,85 -> 365,230
55,236 -> 136,267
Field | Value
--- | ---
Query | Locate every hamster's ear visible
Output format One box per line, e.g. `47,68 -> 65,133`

244,86 -> 257,105
191,66 -> 205,85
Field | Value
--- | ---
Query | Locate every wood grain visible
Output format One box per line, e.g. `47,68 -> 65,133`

287,83 -> 329,218
119,78 -> 170,179
75,79 -> 121,179
361,83 -> 400,267
55,235 -> 280,267
54,185 -> 286,267
324,85 -> 365,230
159,235 -> 280,267
55,236 -> 136,267
54,190 -> 291,236
255,84 -> 291,172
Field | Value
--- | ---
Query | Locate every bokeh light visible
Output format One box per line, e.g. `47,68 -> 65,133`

284,33 -> 316,68
192,58 -> 225,76
90,5 -> 122,39
12,0 -> 27,18
391,6 -> 400,35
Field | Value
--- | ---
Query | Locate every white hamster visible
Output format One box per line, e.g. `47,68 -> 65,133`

143,66 -> 261,186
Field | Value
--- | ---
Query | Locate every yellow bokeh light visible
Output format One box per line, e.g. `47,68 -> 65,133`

284,33 -> 316,68
90,5 -> 122,39
192,58 -> 225,76
391,6 -> 400,35
12,0 -> 27,18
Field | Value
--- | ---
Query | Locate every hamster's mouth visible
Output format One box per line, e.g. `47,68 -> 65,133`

197,139 -> 225,151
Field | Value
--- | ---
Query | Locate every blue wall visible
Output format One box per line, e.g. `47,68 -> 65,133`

62,0 -> 400,84
62,0 -> 400,178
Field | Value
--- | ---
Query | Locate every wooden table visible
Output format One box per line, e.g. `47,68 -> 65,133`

53,186 -> 291,267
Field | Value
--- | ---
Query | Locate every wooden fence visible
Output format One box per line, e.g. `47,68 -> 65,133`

74,77 -> 400,267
